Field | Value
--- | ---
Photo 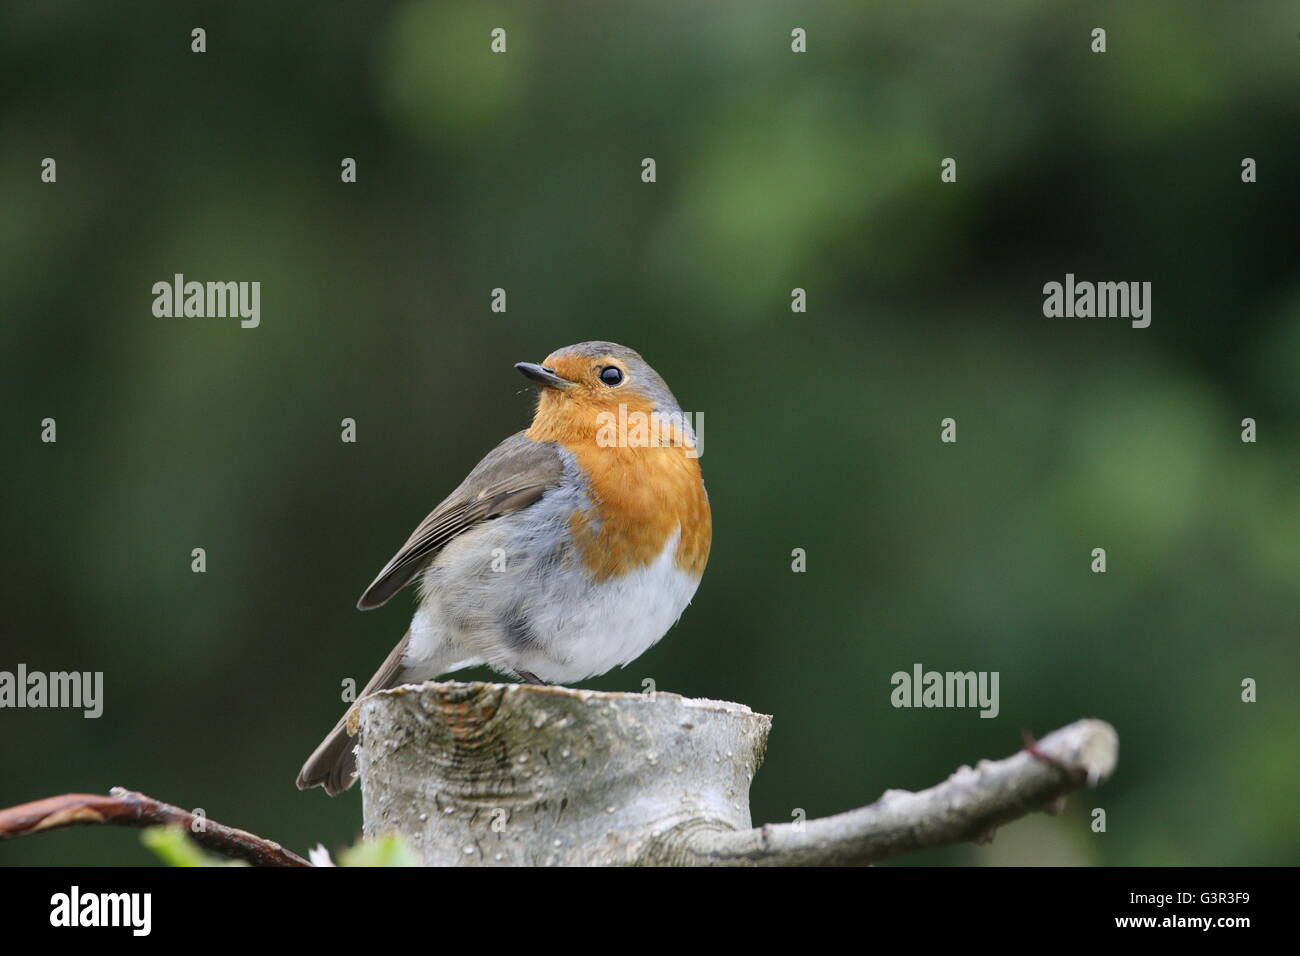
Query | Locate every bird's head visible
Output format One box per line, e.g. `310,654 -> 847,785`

517,341 -> 688,447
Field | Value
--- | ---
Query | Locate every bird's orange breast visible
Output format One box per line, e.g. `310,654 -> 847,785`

527,393 -> 711,582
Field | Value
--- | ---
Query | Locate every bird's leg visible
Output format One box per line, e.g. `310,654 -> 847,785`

516,670 -> 547,685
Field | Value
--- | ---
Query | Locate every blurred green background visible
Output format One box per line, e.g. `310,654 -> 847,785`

2,1 -> 1296,866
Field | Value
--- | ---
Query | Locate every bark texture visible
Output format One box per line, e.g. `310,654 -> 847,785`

358,681 -> 768,865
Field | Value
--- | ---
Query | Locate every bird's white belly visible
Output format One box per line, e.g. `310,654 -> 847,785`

404,499 -> 702,685
513,526 -> 701,682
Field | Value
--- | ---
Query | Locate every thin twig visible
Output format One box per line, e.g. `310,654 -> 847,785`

0,787 -> 310,867
675,718 -> 1118,866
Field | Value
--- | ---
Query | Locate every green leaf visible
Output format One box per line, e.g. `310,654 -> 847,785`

336,833 -> 420,868
141,826 -> 248,867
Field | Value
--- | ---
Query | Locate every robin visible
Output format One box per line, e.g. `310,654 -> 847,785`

296,341 -> 711,794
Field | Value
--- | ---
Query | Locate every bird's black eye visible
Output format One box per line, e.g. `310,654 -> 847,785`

599,366 -> 624,387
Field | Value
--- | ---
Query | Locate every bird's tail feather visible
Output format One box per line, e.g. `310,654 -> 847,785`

296,630 -> 414,795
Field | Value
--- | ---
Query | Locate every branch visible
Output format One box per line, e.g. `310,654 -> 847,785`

0,787 -> 310,867
671,718 -> 1118,866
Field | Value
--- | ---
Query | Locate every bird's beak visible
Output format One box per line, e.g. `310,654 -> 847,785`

515,362 -> 573,390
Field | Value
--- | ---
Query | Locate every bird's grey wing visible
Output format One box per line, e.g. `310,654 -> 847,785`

356,431 -> 565,610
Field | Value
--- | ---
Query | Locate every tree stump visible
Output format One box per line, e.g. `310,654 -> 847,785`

357,681 -> 770,866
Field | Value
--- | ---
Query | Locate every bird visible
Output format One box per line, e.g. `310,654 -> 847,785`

296,341 -> 711,794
